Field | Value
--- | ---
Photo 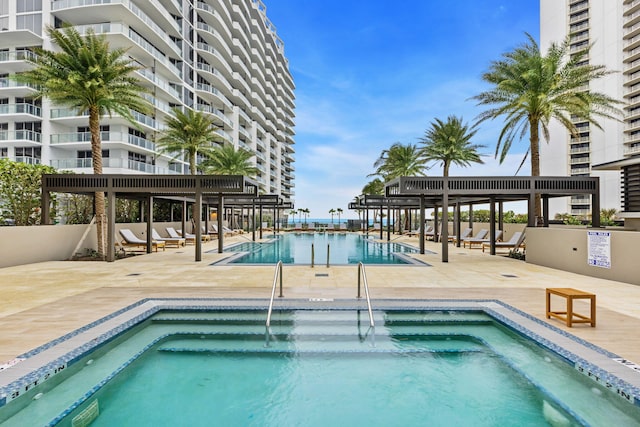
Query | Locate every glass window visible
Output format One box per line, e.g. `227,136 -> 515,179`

17,0 -> 42,13
17,14 -> 42,35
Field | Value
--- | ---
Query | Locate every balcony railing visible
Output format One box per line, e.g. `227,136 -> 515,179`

0,103 -> 41,117
0,130 -> 42,143
50,157 -> 180,174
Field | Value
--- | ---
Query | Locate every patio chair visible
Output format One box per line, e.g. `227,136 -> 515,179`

463,229 -> 502,249
152,229 -> 185,248
450,227 -> 473,244
339,223 -> 348,232
177,228 -> 211,242
326,223 -> 336,232
119,228 -> 165,252
482,231 -> 526,253
166,227 -> 195,244
460,229 -> 488,248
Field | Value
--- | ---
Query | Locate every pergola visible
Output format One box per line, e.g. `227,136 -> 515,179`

39,174 -> 278,262
351,176 -> 601,262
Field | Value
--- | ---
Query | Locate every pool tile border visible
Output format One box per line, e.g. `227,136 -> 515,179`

1,297 -> 640,417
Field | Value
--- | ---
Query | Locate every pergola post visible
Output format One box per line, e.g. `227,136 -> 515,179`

441,185 -> 449,263
194,191 -> 202,261
489,196 -> 496,255
386,201 -> 391,241
41,188 -> 50,225
592,182 -> 601,228
217,194 -> 224,254
181,200 -> 187,238
146,196 -> 153,254
543,196 -> 549,227
251,199 -> 256,241
107,191 -> 116,262
528,191 -> 536,227
259,204 -> 263,239
419,195 -> 425,254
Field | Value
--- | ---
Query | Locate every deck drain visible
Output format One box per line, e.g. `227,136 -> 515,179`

315,273 -> 329,277
126,273 -> 142,276
501,274 -> 518,278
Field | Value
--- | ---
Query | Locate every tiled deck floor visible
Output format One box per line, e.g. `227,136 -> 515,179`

2,234 -> 640,364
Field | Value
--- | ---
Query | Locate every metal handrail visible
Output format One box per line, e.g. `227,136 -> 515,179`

356,262 -> 375,328
311,243 -> 315,268
265,261 -> 283,346
326,244 -> 330,268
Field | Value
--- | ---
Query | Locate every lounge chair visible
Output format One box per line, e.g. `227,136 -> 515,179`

450,227 -> 473,244
463,229 -> 502,249
460,229 -> 488,248
152,229 -> 185,248
408,225 -> 433,237
293,222 -> 303,231
339,223 -> 348,232
119,228 -> 165,252
326,223 -> 336,232
482,231 -> 526,253
166,227 -> 195,244
224,225 -> 243,235
178,229 -> 211,242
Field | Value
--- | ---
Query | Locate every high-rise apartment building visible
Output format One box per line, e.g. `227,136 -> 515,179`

540,0 -> 633,218
0,0 -> 295,201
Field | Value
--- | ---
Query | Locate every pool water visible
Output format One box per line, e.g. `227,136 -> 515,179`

220,233 -> 422,265
3,308 -> 640,426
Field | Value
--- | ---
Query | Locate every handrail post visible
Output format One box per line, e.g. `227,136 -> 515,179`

311,243 -> 314,268
265,260 -> 284,347
326,244 -> 330,268
278,261 -> 283,298
356,262 -> 375,328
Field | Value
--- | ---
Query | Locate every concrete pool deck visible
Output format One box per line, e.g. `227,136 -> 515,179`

1,232 -> 640,366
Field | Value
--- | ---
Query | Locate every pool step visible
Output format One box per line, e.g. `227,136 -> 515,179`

156,333 -> 486,353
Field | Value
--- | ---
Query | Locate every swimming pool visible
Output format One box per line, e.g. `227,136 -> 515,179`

216,233 -> 424,265
1,299 -> 640,426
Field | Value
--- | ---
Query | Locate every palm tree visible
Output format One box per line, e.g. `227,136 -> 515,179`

370,142 -> 427,180
15,26 -> 152,258
200,143 -> 258,176
329,208 -> 336,223
362,178 -> 384,196
420,115 -> 484,176
337,208 -> 344,224
370,143 -> 426,230
157,107 -> 222,174
472,33 -> 622,221
289,209 -> 297,226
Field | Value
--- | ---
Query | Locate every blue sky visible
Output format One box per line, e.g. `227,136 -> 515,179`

264,1 -> 540,218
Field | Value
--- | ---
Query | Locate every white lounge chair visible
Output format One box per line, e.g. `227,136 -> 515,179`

339,223 -> 348,232
119,228 -> 165,252
178,228 -> 211,242
482,231 -> 526,253
152,229 -> 185,248
450,227 -> 473,244
166,227 -> 195,244
464,229 -> 502,249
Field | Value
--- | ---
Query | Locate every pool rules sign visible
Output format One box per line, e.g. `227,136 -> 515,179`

587,231 -> 611,269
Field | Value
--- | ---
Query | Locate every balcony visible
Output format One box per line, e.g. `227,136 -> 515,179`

570,156 -> 590,165
50,131 -> 156,151
0,103 -> 41,120
0,50 -> 37,73
14,156 -> 40,165
0,130 -> 42,146
0,78 -> 38,97
624,144 -> 640,155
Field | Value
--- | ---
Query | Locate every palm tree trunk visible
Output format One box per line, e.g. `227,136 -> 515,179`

90,106 -> 106,259
443,161 -> 450,177
530,117 -> 542,225
189,151 -> 197,174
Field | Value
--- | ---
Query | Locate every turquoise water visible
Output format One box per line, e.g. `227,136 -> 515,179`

87,351 -> 550,426
4,309 -> 640,426
223,233 -> 421,264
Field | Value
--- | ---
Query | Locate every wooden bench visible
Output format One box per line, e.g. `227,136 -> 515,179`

546,288 -> 596,327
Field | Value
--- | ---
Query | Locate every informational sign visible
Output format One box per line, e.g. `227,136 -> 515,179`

587,231 -> 611,269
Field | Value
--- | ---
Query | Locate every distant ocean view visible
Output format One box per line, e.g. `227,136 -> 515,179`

285,218 -> 387,226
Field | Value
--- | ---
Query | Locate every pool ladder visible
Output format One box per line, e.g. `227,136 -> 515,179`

310,243 -> 330,268
265,261 -> 375,347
